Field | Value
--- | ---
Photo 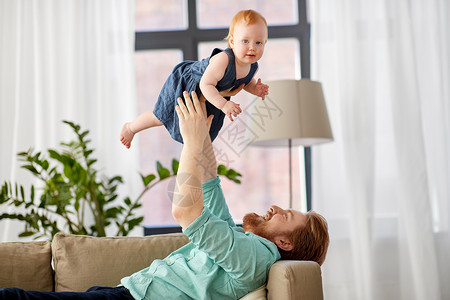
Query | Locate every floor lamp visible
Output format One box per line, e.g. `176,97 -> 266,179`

246,79 -> 333,210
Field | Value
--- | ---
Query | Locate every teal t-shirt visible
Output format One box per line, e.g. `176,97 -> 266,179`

121,177 -> 280,300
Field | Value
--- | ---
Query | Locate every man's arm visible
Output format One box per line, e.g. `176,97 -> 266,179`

172,91 -> 215,229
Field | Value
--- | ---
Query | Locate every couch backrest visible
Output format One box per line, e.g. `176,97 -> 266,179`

52,232 -> 189,292
0,240 -> 53,291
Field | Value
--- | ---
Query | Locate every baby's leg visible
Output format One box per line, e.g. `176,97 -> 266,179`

120,111 -> 162,149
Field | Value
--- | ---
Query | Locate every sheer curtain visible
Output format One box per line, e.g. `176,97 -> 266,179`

310,0 -> 450,299
0,0 -> 139,241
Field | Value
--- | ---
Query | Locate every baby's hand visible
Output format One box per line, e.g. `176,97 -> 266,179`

254,78 -> 269,100
221,101 -> 242,121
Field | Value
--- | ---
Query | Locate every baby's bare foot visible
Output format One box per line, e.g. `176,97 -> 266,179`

120,122 -> 135,149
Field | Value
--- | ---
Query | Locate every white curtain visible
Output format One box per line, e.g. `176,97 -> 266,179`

310,0 -> 450,299
0,0 -> 140,241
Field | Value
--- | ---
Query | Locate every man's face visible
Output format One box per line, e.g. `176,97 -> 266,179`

242,206 -> 307,242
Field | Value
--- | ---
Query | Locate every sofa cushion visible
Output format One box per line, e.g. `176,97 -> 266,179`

240,284 -> 267,300
0,241 -> 53,291
52,232 -> 189,292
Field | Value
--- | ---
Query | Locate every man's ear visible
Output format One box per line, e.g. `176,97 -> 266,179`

275,239 -> 293,251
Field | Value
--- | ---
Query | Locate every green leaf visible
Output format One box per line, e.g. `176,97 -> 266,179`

18,231 -> 35,238
105,207 -> 122,218
80,130 -> 90,140
17,151 -> 29,157
87,159 -> 97,167
0,186 -> 7,204
33,152 -> 42,161
109,176 -> 123,185
78,168 -> 88,184
63,164 -> 74,180
48,149 -> 64,163
75,187 -> 87,200
156,161 -> 171,180
172,159 -> 179,175
31,185 -> 35,203
226,169 -> 240,177
217,164 -> 227,175
20,186 -> 25,201
140,174 -> 156,187
41,160 -> 50,170
231,178 -> 241,184
216,165 -> 242,184
73,124 -> 81,132
21,165 -> 39,175
63,120 -> 75,128
127,216 -> 144,230
39,194 -> 47,208
106,194 -> 118,203
226,169 -> 242,183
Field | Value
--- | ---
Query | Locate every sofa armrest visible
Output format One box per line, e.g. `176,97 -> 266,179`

266,260 -> 324,300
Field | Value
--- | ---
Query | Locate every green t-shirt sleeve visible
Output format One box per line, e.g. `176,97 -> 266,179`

202,177 -> 236,227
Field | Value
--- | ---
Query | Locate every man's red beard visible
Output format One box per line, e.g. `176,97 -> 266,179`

242,213 -> 276,242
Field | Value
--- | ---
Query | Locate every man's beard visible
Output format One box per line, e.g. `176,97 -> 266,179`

242,213 -> 276,242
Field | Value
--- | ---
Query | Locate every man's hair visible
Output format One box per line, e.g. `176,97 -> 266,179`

226,9 -> 268,48
278,211 -> 330,266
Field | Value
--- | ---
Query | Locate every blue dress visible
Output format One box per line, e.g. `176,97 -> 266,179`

153,48 -> 258,143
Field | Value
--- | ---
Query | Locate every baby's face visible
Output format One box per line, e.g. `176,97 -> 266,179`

230,19 -> 267,66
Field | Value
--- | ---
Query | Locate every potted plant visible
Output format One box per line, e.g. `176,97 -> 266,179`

0,121 -> 242,239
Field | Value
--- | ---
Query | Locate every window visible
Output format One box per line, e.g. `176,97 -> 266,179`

135,0 -> 310,230
136,0 -> 187,31
196,0 -> 298,28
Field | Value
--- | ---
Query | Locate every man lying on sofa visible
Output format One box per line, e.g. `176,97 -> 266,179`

0,91 -> 329,300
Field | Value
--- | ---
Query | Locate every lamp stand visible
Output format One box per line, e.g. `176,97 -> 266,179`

288,138 -> 293,208
305,147 -> 312,211
289,143 -> 313,212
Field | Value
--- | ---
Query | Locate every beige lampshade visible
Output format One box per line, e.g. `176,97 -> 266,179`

246,79 -> 333,147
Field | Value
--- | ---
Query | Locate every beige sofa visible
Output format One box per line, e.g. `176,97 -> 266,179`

0,232 -> 324,300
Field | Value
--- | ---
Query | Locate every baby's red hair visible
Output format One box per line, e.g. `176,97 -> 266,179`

226,10 -> 268,48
